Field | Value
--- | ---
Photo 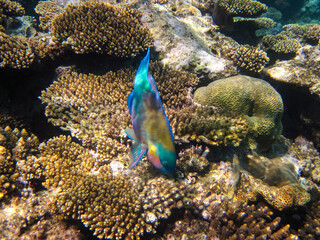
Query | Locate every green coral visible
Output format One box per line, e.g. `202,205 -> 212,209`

194,75 -> 283,151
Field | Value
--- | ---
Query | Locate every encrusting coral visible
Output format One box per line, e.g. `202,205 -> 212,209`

22,135 -> 185,240
194,75 -> 283,151
51,1 -> 153,57
228,44 -> 269,72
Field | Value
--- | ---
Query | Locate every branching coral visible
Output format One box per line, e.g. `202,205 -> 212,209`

229,44 -> 269,72
234,17 -> 277,30
0,126 -> 39,201
51,1 -> 153,57
35,0 -> 64,32
217,0 -> 268,17
194,75 -> 283,151
262,33 -> 302,55
0,32 -> 35,69
23,135 -> 185,239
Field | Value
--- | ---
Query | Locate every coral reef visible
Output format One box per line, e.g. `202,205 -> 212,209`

0,191 -> 81,239
0,32 -> 34,69
233,16 -> 277,30
0,0 -> 25,31
194,75 -> 284,151
35,0 -> 64,32
51,1 -> 153,57
216,0 -> 268,17
23,135 -> 185,239
264,44 -> 320,100
262,33 -> 302,56
0,126 -> 39,201
228,44 -> 269,72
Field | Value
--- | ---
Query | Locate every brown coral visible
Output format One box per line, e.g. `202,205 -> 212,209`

35,0 -> 64,32
0,126 -> 39,201
217,0 -> 268,17
194,75 -> 283,151
24,135 -> 185,239
51,1 -> 153,57
234,17 -> 277,30
0,32 -> 35,69
262,33 -> 302,55
229,44 -> 269,72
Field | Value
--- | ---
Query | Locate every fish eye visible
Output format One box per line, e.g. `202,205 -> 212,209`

163,161 -> 168,167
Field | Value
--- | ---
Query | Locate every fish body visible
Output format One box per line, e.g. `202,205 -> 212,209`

126,49 -> 176,174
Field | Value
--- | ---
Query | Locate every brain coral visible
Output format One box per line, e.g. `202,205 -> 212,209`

229,44 -> 269,73
24,135 -> 185,239
194,75 -> 283,151
51,1 -> 153,57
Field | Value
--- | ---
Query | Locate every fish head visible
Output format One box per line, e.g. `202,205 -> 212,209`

148,143 -> 176,174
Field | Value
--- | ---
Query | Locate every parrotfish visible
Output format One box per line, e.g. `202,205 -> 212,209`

126,49 -> 176,174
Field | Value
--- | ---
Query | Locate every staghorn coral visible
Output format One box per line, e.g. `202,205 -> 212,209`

35,0 -> 64,32
0,126 -> 39,201
51,1 -> 153,57
23,135 -> 185,239
229,44 -> 269,72
194,75 -> 283,151
262,33 -> 302,56
0,32 -> 35,69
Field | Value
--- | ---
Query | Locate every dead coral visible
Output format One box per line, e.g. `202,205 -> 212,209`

35,0 -> 64,32
229,44 -> 269,72
51,1 -> 153,57
0,32 -> 35,69
24,135 -> 185,239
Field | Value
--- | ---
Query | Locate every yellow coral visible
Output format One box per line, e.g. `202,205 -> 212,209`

262,33 -> 301,55
35,0 -> 64,31
229,44 -> 269,72
194,75 -> 283,151
51,1 -> 153,57
234,17 -> 277,30
217,0 -> 268,17
0,32 -> 35,69
24,135 -> 185,239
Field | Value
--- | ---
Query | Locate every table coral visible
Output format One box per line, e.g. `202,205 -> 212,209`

0,32 -> 35,69
262,33 -> 302,56
233,17 -> 277,30
229,44 -> 269,73
216,0 -> 268,17
51,1 -> 153,57
35,0 -> 64,32
23,135 -> 185,240
194,75 -> 283,151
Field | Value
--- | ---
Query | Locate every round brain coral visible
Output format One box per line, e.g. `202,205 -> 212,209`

194,75 -> 283,151
51,1 -> 153,57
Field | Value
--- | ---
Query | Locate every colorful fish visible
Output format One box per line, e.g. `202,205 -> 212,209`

126,49 -> 176,174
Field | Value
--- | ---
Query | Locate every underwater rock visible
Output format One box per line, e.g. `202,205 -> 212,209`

139,1 -> 238,79
194,75 -> 284,151
264,44 -> 320,100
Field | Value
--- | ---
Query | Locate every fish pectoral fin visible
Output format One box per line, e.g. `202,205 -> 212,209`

125,128 -> 137,141
129,142 -> 147,169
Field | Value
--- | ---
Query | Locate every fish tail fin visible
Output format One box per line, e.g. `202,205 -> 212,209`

129,141 -> 147,169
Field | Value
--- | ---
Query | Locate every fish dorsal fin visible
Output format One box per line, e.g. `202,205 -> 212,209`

127,91 -> 134,115
125,128 -> 137,141
135,48 -> 150,84
129,142 -> 147,169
